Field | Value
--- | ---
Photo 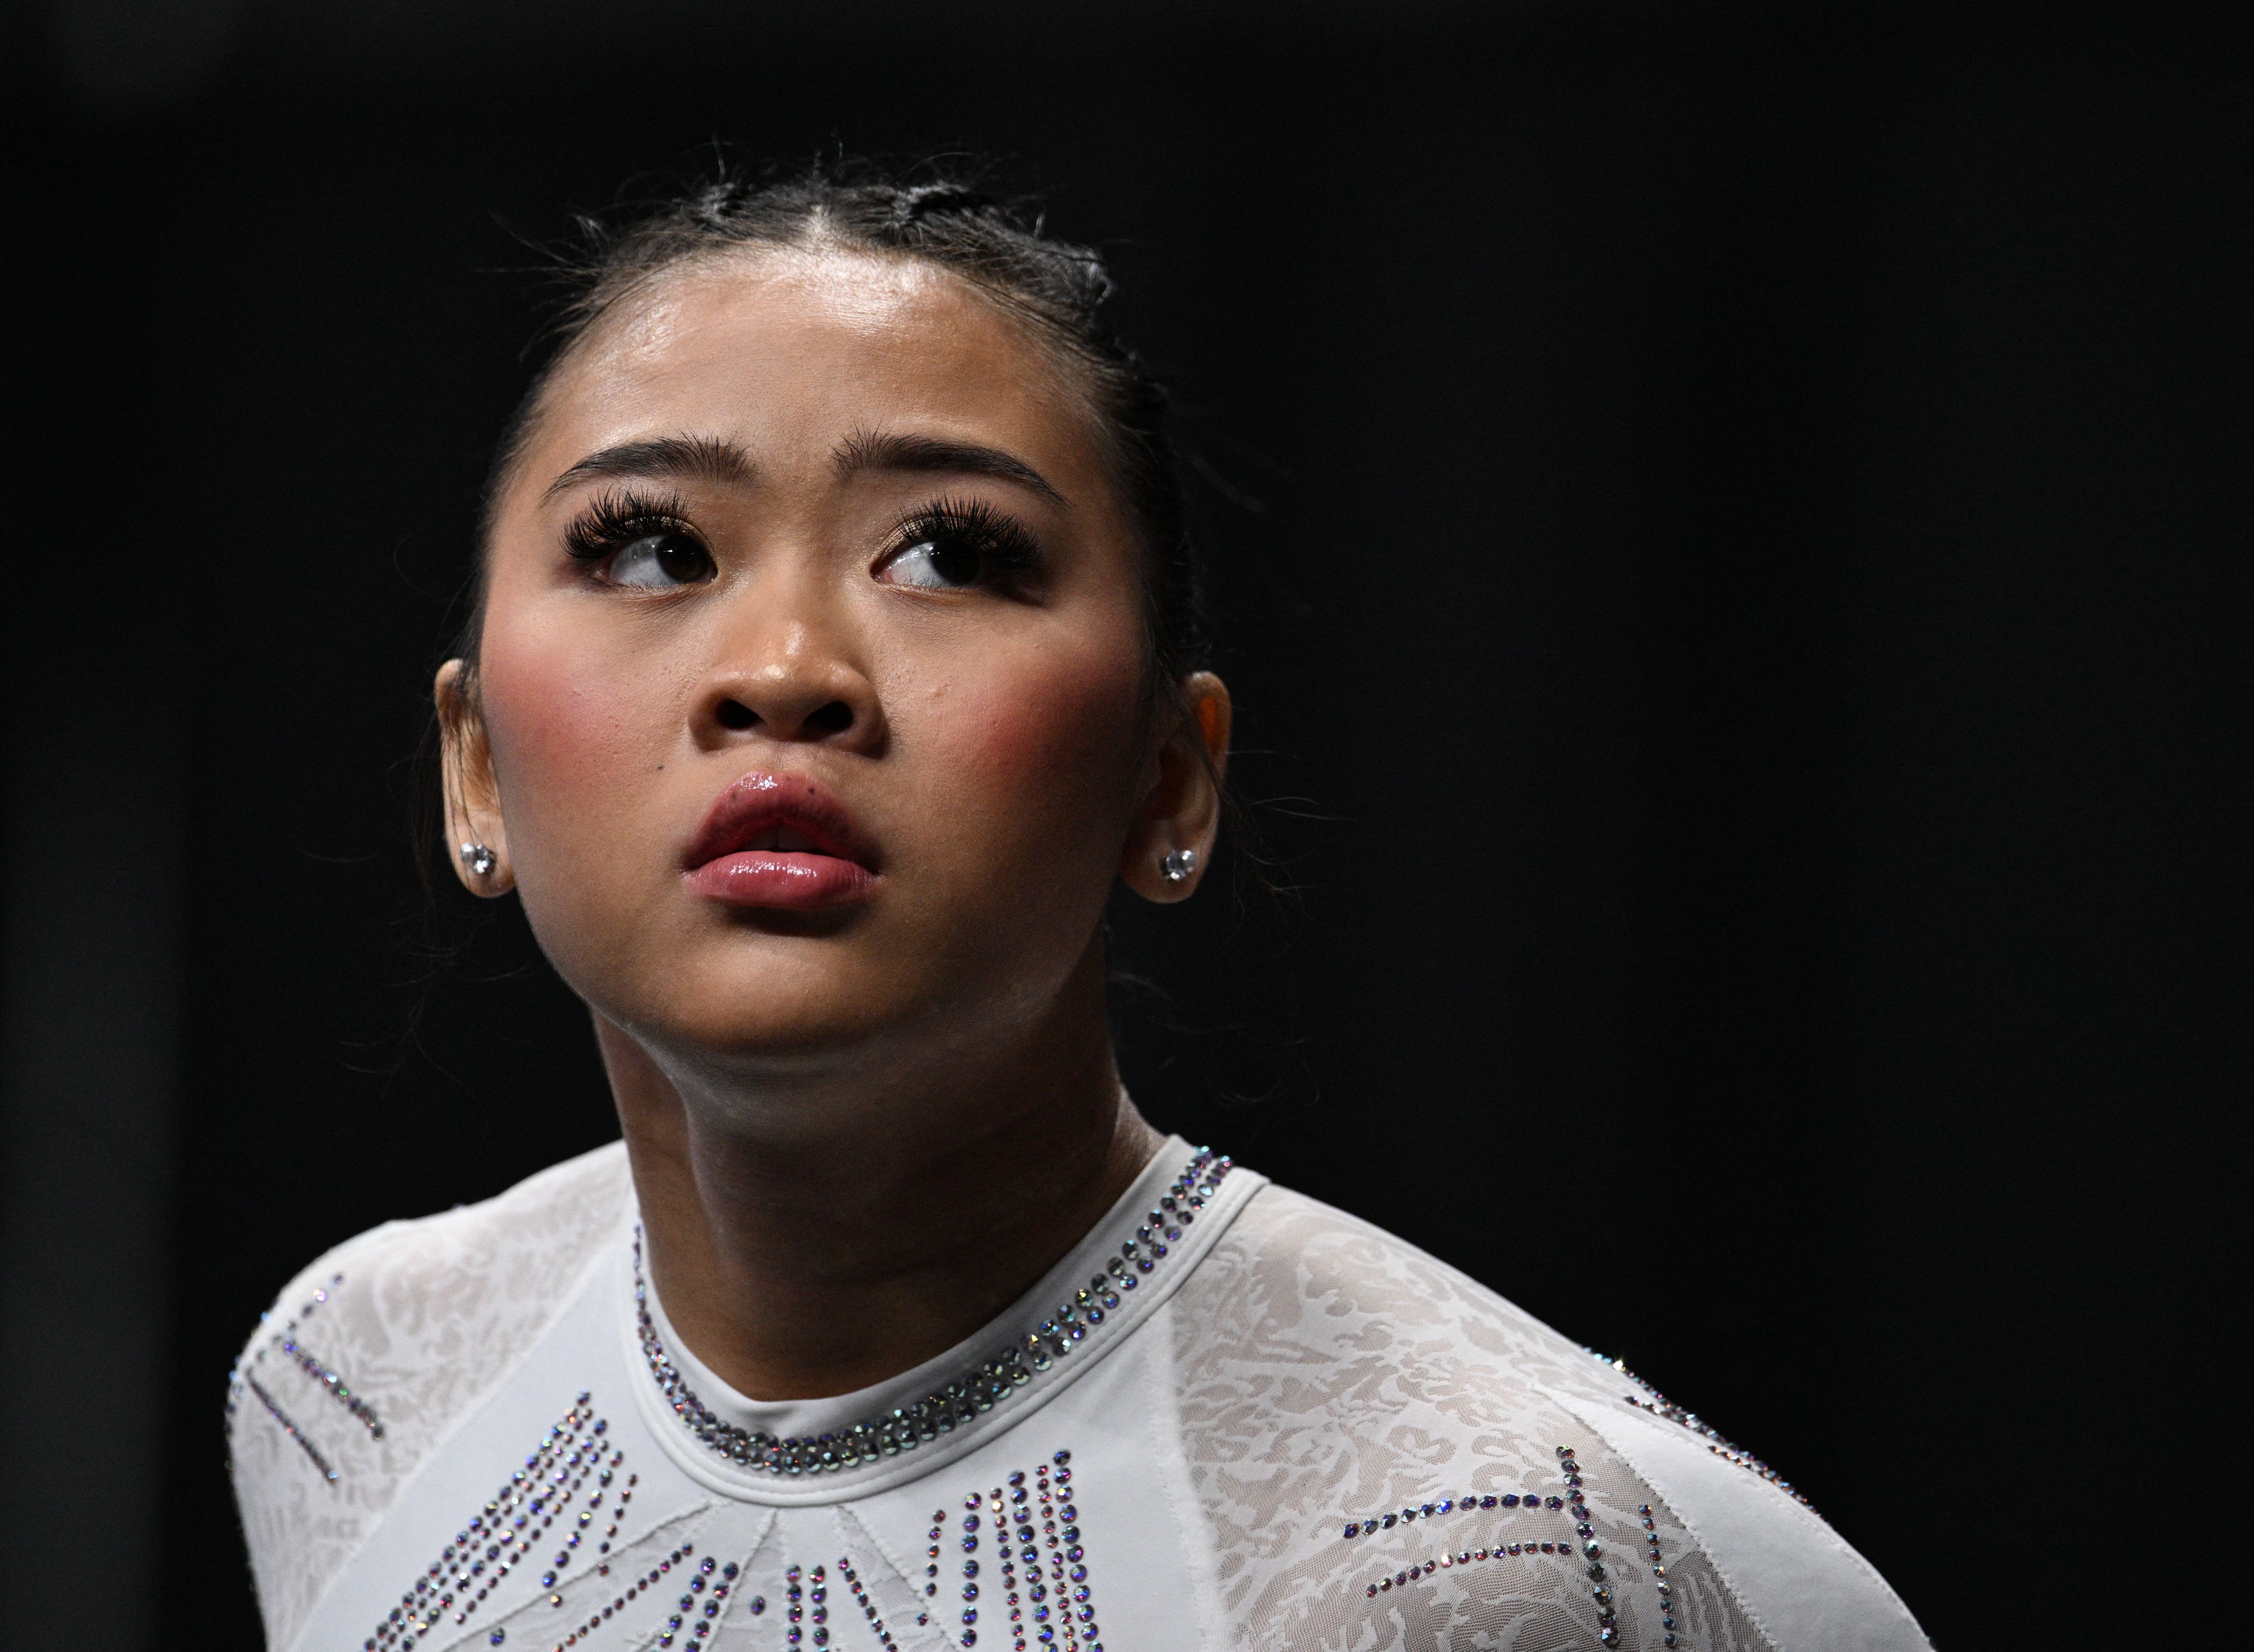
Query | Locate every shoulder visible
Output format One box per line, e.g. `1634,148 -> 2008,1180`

1173,1180 -> 1630,1418
227,1140 -> 632,1652
1168,1182 -> 1928,1652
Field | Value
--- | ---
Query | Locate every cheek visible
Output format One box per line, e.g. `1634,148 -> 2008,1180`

910,641 -> 1148,842
479,615 -> 673,853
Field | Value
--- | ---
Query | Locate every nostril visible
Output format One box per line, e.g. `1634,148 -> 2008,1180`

715,699 -> 758,731
808,701 -> 854,734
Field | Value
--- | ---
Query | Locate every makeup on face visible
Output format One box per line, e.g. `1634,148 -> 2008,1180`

467,257 -> 1168,1062
680,768 -> 882,911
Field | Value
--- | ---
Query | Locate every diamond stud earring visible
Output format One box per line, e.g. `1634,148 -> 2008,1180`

459,842 -> 498,878
1160,848 -> 1198,884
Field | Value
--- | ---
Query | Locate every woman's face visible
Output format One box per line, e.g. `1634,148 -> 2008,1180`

450,248 -> 1219,1083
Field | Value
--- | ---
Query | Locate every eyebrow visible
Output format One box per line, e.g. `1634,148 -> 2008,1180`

834,428 -> 1069,508
541,435 -> 752,502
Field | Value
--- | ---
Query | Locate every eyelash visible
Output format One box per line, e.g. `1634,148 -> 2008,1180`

884,495 -> 1045,582
562,487 -> 698,565
557,489 -> 1045,584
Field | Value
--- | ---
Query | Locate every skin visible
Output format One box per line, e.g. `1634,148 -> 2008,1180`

437,245 -> 1231,1400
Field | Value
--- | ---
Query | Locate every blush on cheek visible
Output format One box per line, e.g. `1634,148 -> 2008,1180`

478,620 -> 670,867
936,647 -> 1150,827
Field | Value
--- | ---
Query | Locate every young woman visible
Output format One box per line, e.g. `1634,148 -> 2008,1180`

228,166 -> 1928,1652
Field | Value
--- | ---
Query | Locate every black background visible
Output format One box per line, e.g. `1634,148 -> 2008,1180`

2,2 -> 2246,1647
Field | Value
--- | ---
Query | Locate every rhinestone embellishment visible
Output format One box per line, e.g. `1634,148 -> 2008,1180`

1338,1488 -> 1563,1539
650,1550 -> 737,1648
245,1374 -> 336,1483
1598,1351 -> 1816,1509
838,1555 -> 898,1649
908,1451 -> 1101,1651
1342,1446 -> 1684,1647
1642,1501 -> 1680,1647
781,1562 -> 823,1647
363,1392 -> 623,1650
228,1272 -> 375,1483
547,1547 -> 719,1650
281,1336 -> 385,1438
633,1148 -> 1232,1475
1349,1455 -> 1583,1603
1555,1446 -> 1619,1646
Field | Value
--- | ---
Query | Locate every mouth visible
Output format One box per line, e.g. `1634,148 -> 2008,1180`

682,770 -> 881,911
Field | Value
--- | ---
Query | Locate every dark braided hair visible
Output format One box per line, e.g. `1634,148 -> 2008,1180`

455,159 -> 1207,709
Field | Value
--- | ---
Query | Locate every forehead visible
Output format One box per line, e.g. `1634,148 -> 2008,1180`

527,248 -> 1097,471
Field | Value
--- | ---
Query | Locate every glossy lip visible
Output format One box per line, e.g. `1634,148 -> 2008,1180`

681,769 -> 882,911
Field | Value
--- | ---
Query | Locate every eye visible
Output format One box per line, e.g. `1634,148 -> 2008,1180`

874,499 -> 1042,593
562,489 -> 717,590
605,530 -> 715,590
876,533 -> 985,590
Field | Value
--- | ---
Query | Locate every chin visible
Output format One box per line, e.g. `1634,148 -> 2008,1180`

667,1000 -> 903,1070
602,956 -> 948,1074
540,896 -> 1076,1080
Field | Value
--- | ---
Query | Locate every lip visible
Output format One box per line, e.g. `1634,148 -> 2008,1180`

681,769 -> 882,911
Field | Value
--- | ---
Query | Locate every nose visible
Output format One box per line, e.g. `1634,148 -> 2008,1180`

692,581 -> 883,754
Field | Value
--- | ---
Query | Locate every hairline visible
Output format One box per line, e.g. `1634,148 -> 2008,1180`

467,237 -> 1155,686
483,235 -> 1122,556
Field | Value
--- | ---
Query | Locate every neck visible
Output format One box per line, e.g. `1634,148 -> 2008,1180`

599,960 -> 1162,1402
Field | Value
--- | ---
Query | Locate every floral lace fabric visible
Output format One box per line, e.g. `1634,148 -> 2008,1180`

229,1147 -> 1922,1652
1165,1187 -> 1775,1650
227,1144 -> 632,1649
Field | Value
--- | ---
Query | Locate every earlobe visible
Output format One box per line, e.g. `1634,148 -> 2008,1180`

435,659 -> 515,897
1118,672 -> 1230,905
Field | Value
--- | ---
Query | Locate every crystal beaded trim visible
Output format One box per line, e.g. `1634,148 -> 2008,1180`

646,1549 -> 737,1649
549,1546 -> 722,1650
246,1374 -> 337,1483
782,1562 -> 823,1647
228,1272 -> 371,1482
634,1148 -> 1233,1476
1639,1501 -> 1681,1648
1338,1487 -> 1565,1539
912,1450 -> 1100,1652
365,1392 -> 626,1651
1347,1446 -> 1619,1646
1557,1445 -> 1621,1646
282,1337 -> 385,1437
838,1556 -> 898,1651
1361,1538 -> 1573,1598
1596,1351 -> 1817,1510
1343,1449 -> 1579,1602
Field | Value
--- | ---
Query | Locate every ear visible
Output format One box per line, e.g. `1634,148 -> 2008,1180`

1118,671 -> 1232,904
435,659 -> 515,897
